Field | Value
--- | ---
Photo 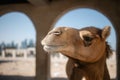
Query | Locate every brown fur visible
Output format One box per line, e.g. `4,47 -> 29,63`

41,26 -> 112,80
66,42 -> 112,80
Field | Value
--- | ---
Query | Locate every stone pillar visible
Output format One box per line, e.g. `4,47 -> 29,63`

117,44 -> 120,80
2,50 -> 5,58
116,23 -> 120,80
12,51 -> 16,59
33,13 -> 52,80
0,1 -> 120,80
36,44 -> 50,80
24,50 -> 27,59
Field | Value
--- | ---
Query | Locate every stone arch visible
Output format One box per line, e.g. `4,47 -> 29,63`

51,7 -> 117,79
0,11 -> 36,78
53,8 -> 116,47
0,1 -> 120,80
53,7 -> 114,27
0,11 -> 36,45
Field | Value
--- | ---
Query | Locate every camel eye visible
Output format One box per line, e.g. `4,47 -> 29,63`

83,36 -> 93,42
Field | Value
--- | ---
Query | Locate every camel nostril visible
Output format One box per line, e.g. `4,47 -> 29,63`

48,30 -> 62,36
53,31 -> 62,36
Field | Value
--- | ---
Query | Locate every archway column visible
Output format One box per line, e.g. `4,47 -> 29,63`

0,1 -> 120,80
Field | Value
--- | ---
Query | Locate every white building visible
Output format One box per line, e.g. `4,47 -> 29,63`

0,47 -> 36,60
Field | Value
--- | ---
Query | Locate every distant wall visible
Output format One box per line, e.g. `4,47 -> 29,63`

0,48 -> 35,59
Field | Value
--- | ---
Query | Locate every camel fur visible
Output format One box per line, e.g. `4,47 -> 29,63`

41,26 -> 112,80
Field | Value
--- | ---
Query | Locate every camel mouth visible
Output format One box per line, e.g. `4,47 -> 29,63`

43,45 -> 64,53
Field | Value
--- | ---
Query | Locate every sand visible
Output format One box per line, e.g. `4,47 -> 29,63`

0,52 -> 116,80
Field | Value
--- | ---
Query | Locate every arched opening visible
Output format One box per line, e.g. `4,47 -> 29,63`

51,8 -> 116,79
0,12 -> 36,79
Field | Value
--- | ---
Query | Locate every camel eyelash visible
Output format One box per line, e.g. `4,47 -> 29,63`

83,36 -> 94,42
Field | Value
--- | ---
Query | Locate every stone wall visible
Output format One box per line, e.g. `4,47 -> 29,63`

0,0 -> 120,80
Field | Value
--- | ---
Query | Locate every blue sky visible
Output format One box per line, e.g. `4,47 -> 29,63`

0,12 -> 36,46
0,8 -> 116,50
55,8 -> 116,50
55,8 -> 113,28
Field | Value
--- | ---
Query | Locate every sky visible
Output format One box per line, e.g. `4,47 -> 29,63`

0,12 -> 36,46
0,8 -> 116,50
55,8 -> 116,50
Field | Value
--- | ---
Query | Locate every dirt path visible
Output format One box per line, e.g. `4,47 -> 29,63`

0,52 -> 117,80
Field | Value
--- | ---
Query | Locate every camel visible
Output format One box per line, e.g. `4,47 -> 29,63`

41,26 -> 112,80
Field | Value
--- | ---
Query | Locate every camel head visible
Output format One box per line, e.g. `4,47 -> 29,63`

41,26 -> 111,63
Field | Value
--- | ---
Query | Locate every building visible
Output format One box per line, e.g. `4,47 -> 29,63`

0,47 -> 36,60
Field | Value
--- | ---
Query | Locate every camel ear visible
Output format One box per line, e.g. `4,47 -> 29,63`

102,26 -> 111,39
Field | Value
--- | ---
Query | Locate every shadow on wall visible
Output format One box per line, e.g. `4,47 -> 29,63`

0,76 -> 67,80
52,78 -> 116,80
52,78 -> 68,80
0,75 -> 35,80
0,75 -> 116,80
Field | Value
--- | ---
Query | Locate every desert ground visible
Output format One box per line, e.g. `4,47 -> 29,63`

0,52 -> 116,80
